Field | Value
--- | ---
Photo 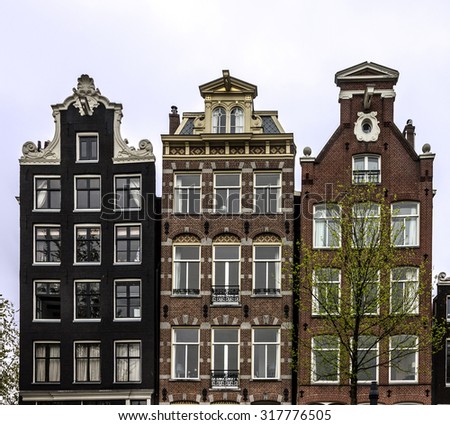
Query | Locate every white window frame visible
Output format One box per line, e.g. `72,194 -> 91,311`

351,269 -> 380,316
74,279 -> 101,322
114,340 -> 142,383
114,174 -> 142,211
446,339 -> 450,386
172,328 -> 200,380
34,280 -> 61,322
33,341 -> 61,383
253,244 -> 281,296
389,335 -> 418,383
212,244 -> 240,304
230,107 -> 244,133
73,341 -> 101,383
391,202 -> 419,247
390,267 -> 419,314
213,173 -> 241,214
76,133 -> 99,163
355,336 -> 378,384
312,268 -> 340,316
74,175 -> 101,211
311,335 -> 340,384
212,106 -> 226,133
114,279 -> 142,321
352,203 -> 380,248
173,173 -> 201,214
352,154 -> 381,184
447,296 -> 450,322
252,328 -> 280,380
212,106 -> 245,133
74,224 -> 101,265
254,172 -> 281,214
211,328 -> 240,388
313,204 -> 341,248
34,175 -> 61,211
33,224 -> 61,265
172,245 -> 201,296
114,223 -> 142,264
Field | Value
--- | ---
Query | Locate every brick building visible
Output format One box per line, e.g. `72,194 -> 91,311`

159,71 -> 297,404
432,272 -> 450,404
297,62 -> 435,404
18,75 -> 160,404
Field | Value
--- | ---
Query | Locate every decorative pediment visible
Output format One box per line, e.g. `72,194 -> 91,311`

199,70 -> 258,98
335,61 -> 399,85
20,74 -> 155,164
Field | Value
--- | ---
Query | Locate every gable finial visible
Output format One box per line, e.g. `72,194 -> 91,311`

222,70 -> 231,91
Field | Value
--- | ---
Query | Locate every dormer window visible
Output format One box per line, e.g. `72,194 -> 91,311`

230,107 -> 244,133
212,106 -> 244,133
213,107 -> 226,133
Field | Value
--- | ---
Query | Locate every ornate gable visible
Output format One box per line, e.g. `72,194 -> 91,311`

20,75 -> 154,165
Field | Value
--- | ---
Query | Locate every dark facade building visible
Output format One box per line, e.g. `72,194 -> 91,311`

297,62 -> 435,404
158,71 -> 297,404
432,272 -> 450,404
19,75 -> 159,404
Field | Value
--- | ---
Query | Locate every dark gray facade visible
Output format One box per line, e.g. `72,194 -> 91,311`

19,75 -> 160,404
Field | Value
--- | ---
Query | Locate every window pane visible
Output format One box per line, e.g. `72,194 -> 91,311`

175,329 -> 198,343
215,246 -> 239,260
175,246 -> 199,260
255,246 -> 279,260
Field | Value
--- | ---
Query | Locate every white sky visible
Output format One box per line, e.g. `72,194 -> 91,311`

2,0 -> 450,310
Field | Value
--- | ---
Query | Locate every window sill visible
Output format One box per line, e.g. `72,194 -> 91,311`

113,318 -> 141,322
210,387 -> 241,391
388,380 -> 418,385
169,378 -> 201,382
74,262 -> 102,266
74,209 -> 102,213
73,319 -> 101,323
33,262 -> 61,266
211,303 -> 241,308
73,381 -> 101,385
113,381 -> 142,385
33,319 -> 61,323
33,209 -> 61,213
114,262 -> 142,266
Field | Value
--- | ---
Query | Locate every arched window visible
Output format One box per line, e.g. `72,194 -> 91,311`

230,107 -> 244,133
212,107 -> 226,133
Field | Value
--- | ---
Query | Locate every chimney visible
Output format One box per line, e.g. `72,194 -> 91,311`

169,105 -> 180,135
403,119 -> 415,148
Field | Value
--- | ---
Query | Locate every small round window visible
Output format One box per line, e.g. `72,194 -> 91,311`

362,120 -> 372,134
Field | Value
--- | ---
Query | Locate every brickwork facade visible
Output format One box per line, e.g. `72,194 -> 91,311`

298,62 -> 434,405
159,71 -> 296,404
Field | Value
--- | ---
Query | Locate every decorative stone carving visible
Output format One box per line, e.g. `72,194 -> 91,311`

72,74 -> 101,116
354,111 -> 381,142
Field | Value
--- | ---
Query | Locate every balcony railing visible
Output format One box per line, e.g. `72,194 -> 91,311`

212,286 -> 240,304
253,287 -> 281,296
172,288 -> 200,296
211,370 -> 239,388
353,170 -> 380,184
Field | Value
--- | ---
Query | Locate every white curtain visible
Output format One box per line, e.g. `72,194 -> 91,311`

36,180 -> 47,209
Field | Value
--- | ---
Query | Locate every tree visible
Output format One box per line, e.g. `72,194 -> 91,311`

0,295 -> 19,404
294,183 -> 444,405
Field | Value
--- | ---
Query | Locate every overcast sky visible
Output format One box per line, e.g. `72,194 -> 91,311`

2,0 -> 450,310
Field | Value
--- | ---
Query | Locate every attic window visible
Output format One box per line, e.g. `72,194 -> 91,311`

212,106 -> 244,133
212,107 -> 226,133
362,120 -> 372,134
